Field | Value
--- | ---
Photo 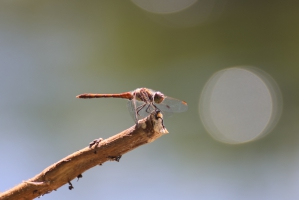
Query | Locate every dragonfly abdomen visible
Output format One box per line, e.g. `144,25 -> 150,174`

76,92 -> 133,100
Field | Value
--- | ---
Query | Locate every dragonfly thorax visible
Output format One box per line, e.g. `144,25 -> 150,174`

134,88 -> 154,103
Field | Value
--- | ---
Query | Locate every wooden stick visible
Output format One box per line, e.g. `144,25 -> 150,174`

0,111 -> 168,200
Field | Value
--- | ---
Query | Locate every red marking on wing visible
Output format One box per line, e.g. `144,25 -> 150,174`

182,101 -> 187,106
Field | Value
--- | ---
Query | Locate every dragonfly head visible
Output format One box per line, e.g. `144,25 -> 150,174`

154,91 -> 165,104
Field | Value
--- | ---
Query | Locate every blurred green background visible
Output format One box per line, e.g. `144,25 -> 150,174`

1,1 -> 299,199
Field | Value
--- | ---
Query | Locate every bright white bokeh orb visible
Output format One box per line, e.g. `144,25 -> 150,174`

199,67 -> 282,144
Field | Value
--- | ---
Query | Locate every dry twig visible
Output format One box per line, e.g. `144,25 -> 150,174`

0,111 -> 168,200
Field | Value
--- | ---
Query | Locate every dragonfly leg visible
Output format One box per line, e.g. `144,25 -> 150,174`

145,103 -> 156,114
136,103 -> 147,116
152,103 -> 161,112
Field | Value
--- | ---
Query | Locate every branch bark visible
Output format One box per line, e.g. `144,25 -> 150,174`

0,111 -> 168,200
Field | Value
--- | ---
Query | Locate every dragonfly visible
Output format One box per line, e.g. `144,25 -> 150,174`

76,88 -> 188,124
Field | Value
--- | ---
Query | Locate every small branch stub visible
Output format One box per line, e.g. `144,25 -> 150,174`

0,111 -> 168,200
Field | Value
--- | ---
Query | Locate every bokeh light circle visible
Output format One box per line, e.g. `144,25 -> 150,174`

199,67 -> 282,144
131,0 -> 197,14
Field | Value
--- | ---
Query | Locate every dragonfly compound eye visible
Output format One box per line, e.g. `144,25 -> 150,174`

154,92 -> 165,104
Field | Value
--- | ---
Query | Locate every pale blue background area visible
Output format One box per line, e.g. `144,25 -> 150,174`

1,1 -> 299,199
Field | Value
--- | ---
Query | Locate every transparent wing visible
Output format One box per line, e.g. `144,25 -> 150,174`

155,96 -> 188,113
127,100 -> 155,122
127,99 -> 137,123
